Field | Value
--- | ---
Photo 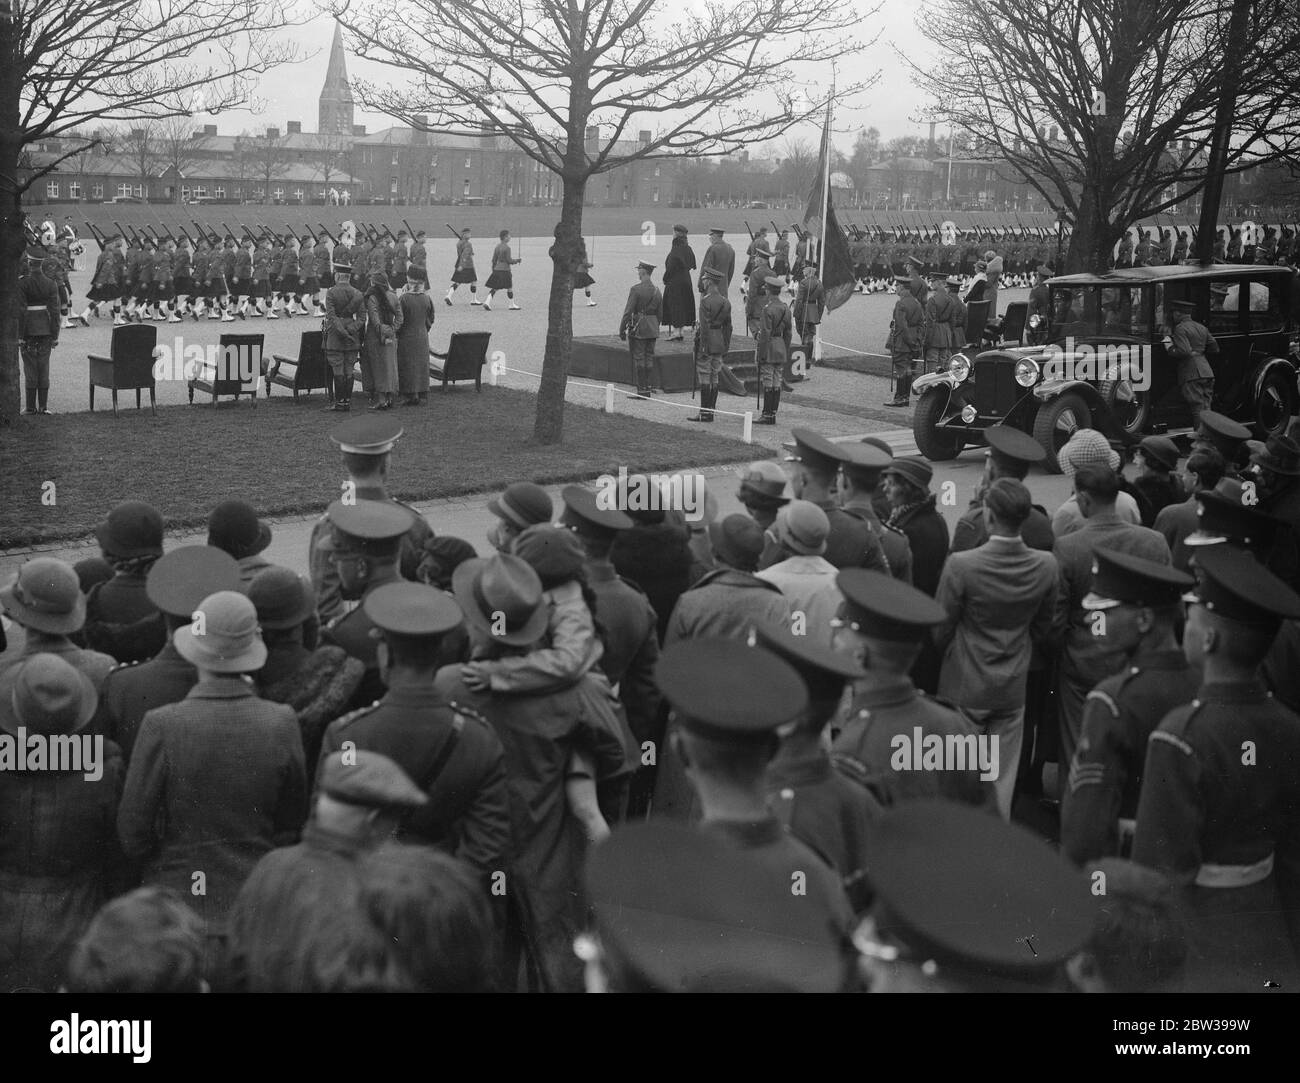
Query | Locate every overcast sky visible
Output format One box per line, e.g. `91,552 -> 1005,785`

213,3 -> 937,156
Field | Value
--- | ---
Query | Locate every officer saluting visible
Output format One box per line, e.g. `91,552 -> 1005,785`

318,498 -> 417,707
316,581 -> 510,876
747,622 -> 879,913
1133,545 -> 1300,992
653,638 -> 855,929
1060,550 -> 1198,866
580,821 -> 862,992
787,429 -> 888,573
830,569 -> 998,812
307,416 -> 434,625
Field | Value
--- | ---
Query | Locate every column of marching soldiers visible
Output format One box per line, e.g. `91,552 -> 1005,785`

7,399 -> 1300,994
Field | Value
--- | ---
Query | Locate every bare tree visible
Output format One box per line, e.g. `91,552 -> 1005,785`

311,126 -> 351,202
777,138 -> 819,203
240,129 -> 293,204
333,0 -> 875,443
119,122 -> 161,200
0,0 -> 301,424
913,0 -> 1300,272
154,114 -> 208,204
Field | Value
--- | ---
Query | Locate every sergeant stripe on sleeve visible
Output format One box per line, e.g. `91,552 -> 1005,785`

1149,730 -> 1194,757
1084,689 -> 1120,717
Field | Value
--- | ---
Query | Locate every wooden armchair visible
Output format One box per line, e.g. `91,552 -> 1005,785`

88,324 -> 157,416
428,331 -> 491,392
267,331 -> 330,400
189,333 -> 263,407
984,300 -> 1028,349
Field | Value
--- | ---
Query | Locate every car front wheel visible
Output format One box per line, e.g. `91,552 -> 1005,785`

1033,391 -> 1092,474
912,388 -> 964,461
1254,366 -> 1297,438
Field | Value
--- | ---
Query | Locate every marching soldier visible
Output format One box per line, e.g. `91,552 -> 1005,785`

884,273 -> 924,408
787,429 -> 888,572
307,416 -> 435,625
1060,551 -> 1198,866
1133,545 -> 1300,992
322,260 -> 365,410
484,228 -> 522,311
754,276 -> 790,426
316,581 -> 511,876
619,260 -> 662,398
318,499 -> 417,707
690,267 -> 730,423
829,569 -> 998,812
445,227 -> 479,305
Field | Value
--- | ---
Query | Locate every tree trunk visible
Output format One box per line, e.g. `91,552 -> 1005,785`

1064,194 -> 1122,274
532,175 -> 586,445
0,131 -> 23,427
1196,0 -> 1252,263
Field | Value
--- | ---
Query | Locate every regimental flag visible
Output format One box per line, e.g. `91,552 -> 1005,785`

800,100 -> 856,313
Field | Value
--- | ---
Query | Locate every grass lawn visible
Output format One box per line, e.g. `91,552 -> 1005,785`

0,388 -> 772,548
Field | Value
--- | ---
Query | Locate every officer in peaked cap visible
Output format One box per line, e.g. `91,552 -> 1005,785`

828,570 -> 998,812
1184,490 -> 1280,553
318,499 -> 418,706
652,638 -> 855,927
559,483 -> 634,537
837,442 -> 912,583
951,425 -> 1054,553
1190,410 -> 1251,473
308,414 -> 433,626
786,428 -> 888,574
1133,545 -> 1300,992
579,821 -> 862,993
857,800 -> 1095,991
747,622 -> 878,912
94,545 -> 244,761
316,581 -> 510,868
1060,550 -> 1198,867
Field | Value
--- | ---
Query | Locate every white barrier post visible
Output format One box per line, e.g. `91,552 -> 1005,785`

605,382 -> 615,414
488,363 -> 499,387
742,412 -> 753,443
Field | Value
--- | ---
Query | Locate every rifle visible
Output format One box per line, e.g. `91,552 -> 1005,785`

402,217 -> 418,239
84,222 -> 106,246
240,224 -> 258,243
318,223 -> 338,244
177,226 -> 194,246
283,224 -> 301,243
221,221 -> 240,242
303,224 -> 319,243
743,220 -> 755,245
445,223 -> 462,240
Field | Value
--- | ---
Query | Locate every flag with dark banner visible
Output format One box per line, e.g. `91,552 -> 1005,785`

800,106 -> 856,313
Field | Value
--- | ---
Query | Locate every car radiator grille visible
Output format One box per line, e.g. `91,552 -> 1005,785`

973,361 -> 1015,417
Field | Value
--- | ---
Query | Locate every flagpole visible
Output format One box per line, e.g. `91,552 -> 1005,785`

815,72 -> 835,365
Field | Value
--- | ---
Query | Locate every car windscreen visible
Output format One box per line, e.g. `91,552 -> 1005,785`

1048,283 -> 1153,342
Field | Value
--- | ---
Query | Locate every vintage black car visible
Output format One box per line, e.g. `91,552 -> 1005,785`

911,264 -> 1300,472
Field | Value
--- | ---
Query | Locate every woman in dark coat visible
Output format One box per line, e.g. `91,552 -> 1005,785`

0,655 -> 125,992
396,268 -> 434,406
610,501 -> 693,645
661,225 -> 697,340
363,271 -> 403,410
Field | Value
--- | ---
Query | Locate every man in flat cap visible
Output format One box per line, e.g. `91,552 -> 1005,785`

951,425 -> 1054,553
316,582 -> 509,878
92,546 -> 243,763
307,416 -> 434,625
934,479 -> 1059,818
1134,546 -> 1300,992
318,499 -> 418,706
830,570 -> 998,812
884,273 -> 925,407
754,274 -> 791,425
756,501 -> 840,649
748,623 -> 878,913
620,261 -> 662,398
1162,299 -> 1218,427
581,822 -> 861,992
1060,550 -> 1198,866
224,748 -> 428,992
856,800 -> 1095,992
787,429 -> 889,574
690,267 -> 729,423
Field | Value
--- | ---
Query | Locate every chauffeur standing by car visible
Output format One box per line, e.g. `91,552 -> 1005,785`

1164,300 -> 1218,427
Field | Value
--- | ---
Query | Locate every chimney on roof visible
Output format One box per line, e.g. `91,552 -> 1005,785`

352,124 -> 366,136
287,121 -> 302,135
412,115 -> 429,146
413,115 -> 428,129
639,130 -> 652,146
266,127 -> 280,140
204,124 -> 217,136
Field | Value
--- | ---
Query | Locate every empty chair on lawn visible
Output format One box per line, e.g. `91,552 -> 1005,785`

188,333 -> 264,407
428,330 -> 491,393
267,330 -> 331,401
88,323 -> 157,417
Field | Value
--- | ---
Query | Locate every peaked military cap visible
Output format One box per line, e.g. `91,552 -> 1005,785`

560,484 -> 634,535
786,427 -> 849,472
839,442 -> 894,484
700,267 -> 723,283
836,569 -> 946,642
867,800 -> 1094,979
318,748 -> 428,810
146,546 -> 243,619
986,425 -> 1047,466
655,639 -> 807,741
329,415 -> 404,455
708,227 -> 725,235
636,260 -> 655,272
1185,491 -> 1279,551
1185,544 -> 1300,625
363,580 -> 463,637
747,621 -> 865,700
1081,549 -> 1194,611
1191,410 -> 1250,458
323,499 -> 416,554
1168,299 -> 1196,312
584,822 -> 852,993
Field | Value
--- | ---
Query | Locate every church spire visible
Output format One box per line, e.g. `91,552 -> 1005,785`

318,22 -> 355,135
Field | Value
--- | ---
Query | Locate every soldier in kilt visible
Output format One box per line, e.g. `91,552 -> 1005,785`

445,228 -> 479,305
